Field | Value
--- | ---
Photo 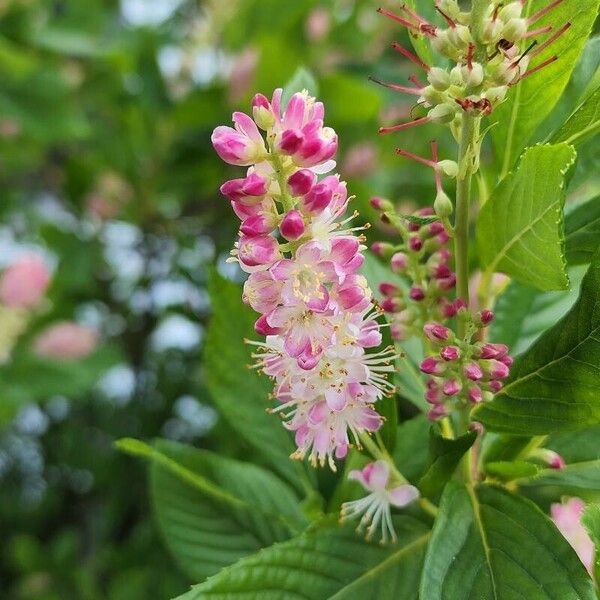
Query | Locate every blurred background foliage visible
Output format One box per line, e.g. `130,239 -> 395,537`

0,0 -> 598,598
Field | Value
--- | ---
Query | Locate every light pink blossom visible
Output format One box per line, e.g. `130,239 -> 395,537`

0,255 -> 51,309
34,322 -> 97,360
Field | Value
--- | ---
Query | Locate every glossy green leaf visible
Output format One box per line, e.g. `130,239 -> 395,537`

490,266 -> 586,354
477,143 -> 576,291
396,337 -> 428,411
117,439 -> 307,582
175,516 -> 430,600
565,197 -> 600,265
475,252 -> 600,435
485,460 -> 541,482
492,0 -> 599,177
393,415 -> 431,483
319,73 -> 381,124
420,483 -> 595,599
403,1 -> 435,66
516,461 -> 600,491
203,271 -> 314,491
547,425 -> 600,462
550,88 -> 600,148
581,504 -> 600,579
419,430 -> 476,498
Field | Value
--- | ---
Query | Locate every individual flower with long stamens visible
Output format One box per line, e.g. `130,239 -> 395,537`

212,88 -> 397,470
341,460 -> 420,543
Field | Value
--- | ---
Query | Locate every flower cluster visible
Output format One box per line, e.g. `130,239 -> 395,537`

341,460 -> 419,543
372,204 -> 457,341
212,89 -> 397,470
375,0 -> 570,129
418,309 -> 513,420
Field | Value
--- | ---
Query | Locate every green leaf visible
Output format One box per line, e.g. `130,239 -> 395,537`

565,196 -> 600,264
490,266 -> 586,354
401,214 -> 439,226
475,252 -> 600,435
281,66 -> 319,107
393,415 -> 431,483
550,88 -> 600,147
516,460 -> 600,491
485,460 -> 542,481
581,504 -> 600,579
492,0 -> 599,176
174,516 -> 430,600
477,143 -> 576,291
319,74 -> 381,124
118,438 -> 308,582
396,338 -> 427,411
402,1 -> 435,67
203,271 -> 313,491
547,425 -> 600,462
418,430 -> 477,498
420,483 -> 595,599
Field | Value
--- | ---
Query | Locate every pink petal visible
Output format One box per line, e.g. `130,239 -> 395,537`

388,484 -> 420,507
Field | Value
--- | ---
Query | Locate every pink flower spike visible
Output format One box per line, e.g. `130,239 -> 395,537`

280,210 -> 306,241
464,363 -> 483,381
0,255 -> 51,309
369,75 -> 423,95
420,356 -> 443,375
379,116 -> 431,135
527,0 -> 565,25
390,42 -> 430,71
440,346 -> 460,361
529,22 -> 571,58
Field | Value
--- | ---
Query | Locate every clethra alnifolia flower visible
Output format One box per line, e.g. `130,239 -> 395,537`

341,460 -> 420,544
212,89 -> 397,470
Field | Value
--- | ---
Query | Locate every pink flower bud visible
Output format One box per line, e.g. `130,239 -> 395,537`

426,385 -> 442,404
371,242 -> 393,257
33,322 -> 97,360
468,386 -> 483,403
440,345 -> 460,361
423,322 -> 450,341
438,274 -> 456,290
479,309 -> 494,325
254,314 -> 282,336
432,264 -> 452,279
238,235 -> 281,268
380,297 -> 401,312
301,181 -> 332,213
479,343 -> 508,359
499,354 -> 513,367
220,172 -> 269,203
489,359 -> 510,379
437,230 -> 450,244
409,237 -> 423,251
443,379 -> 462,396
211,112 -> 266,166
464,362 -> 483,381
409,287 -> 425,301
379,282 -> 400,297
429,221 -> 445,235
548,452 -> 566,470
390,252 -> 408,272
0,255 -> 51,309
369,197 -> 394,211
390,322 -> 406,340
240,213 -> 276,236
489,380 -> 503,392
279,210 -> 305,241
420,357 -> 443,375
287,169 -> 316,196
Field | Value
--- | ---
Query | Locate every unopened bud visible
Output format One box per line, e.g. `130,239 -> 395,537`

428,67 -> 452,91
390,252 -> 408,272
428,103 -> 458,123
437,160 -> 459,177
502,18 -> 527,40
498,2 -> 522,21
434,190 -> 454,217
370,196 -> 394,212
461,62 -> 484,87
371,241 -> 394,258
279,210 -> 305,241
448,24 -> 472,48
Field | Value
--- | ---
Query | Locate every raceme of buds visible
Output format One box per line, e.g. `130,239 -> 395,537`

373,0 -> 569,131
371,200 -> 456,342
418,310 -> 513,421
341,460 -> 419,543
212,89 -> 398,470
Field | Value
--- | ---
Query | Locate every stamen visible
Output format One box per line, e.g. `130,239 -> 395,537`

379,116 -> 430,135
435,4 -> 456,27
529,22 -> 571,58
391,42 -> 430,71
368,75 -> 423,95
377,7 -> 420,31
409,74 -> 426,88
466,43 -> 475,70
522,25 -> 553,38
430,140 -> 443,195
516,55 -> 558,82
396,147 -> 437,168
527,0 -> 565,25
510,40 -> 538,68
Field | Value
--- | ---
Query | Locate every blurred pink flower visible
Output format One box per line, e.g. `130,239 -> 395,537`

305,7 -> 331,42
0,255 -> 51,309
228,47 -> 259,104
551,497 -> 595,576
341,143 -> 378,179
34,322 -> 98,360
